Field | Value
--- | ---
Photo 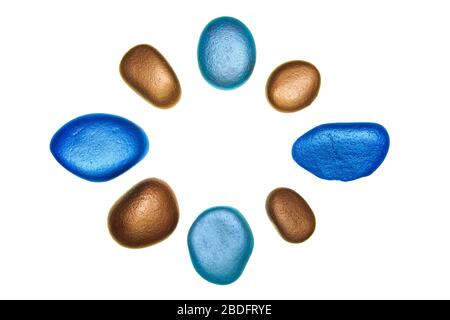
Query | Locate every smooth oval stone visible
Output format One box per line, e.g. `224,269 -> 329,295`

292,123 -> 390,181
266,60 -> 321,112
188,206 -> 254,285
198,17 -> 256,90
266,188 -> 316,243
50,113 -> 148,182
120,44 -> 181,108
108,178 -> 179,249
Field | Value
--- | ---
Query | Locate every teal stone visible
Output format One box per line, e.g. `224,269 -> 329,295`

198,17 -> 256,90
187,206 -> 254,285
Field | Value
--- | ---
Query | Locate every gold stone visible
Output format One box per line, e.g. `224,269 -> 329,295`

120,44 -> 181,108
266,60 -> 321,112
108,178 -> 179,248
266,187 -> 316,243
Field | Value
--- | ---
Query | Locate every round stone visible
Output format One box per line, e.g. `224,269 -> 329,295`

108,178 -> 179,249
266,60 -> 321,112
188,206 -> 254,285
198,17 -> 256,90
266,187 -> 316,243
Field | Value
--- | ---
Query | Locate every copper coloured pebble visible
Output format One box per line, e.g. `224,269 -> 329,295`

266,187 -> 316,243
266,61 -> 321,113
108,178 -> 179,249
120,44 -> 181,108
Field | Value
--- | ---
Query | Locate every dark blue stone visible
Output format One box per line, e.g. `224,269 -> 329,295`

292,123 -> 390,181
188,206 -> 254,285
198,16 -> 256,90
50,113 -> 149,182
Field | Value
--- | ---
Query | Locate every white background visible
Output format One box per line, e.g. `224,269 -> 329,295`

1,0 -> 449,300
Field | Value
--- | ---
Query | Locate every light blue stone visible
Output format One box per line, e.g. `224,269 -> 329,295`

188,206 -> 254,285
50,113 -> 149,182
198,16 -> 256,90
292,123 -> 390,181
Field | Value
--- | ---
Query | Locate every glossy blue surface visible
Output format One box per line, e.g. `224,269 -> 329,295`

50,113 -> 149,182
188,206 -> 254,285
292,123 -> 390,181
198,17 -> 256,90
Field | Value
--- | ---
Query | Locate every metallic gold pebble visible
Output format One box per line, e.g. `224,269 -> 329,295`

108,178 -> 179,249
266,187 -> 316,243
266,60 -> 321,113
120,44 -> 181,108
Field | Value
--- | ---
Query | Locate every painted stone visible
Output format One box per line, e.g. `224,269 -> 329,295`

50,113 -> 149,182
266,60 -> 321,112
266,187 -> 316,243
198,17 -> 256,89
108,178 -> 179,248
120,44 -> 181,108
188,206 -> 254,285
292,123 -> 390,181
